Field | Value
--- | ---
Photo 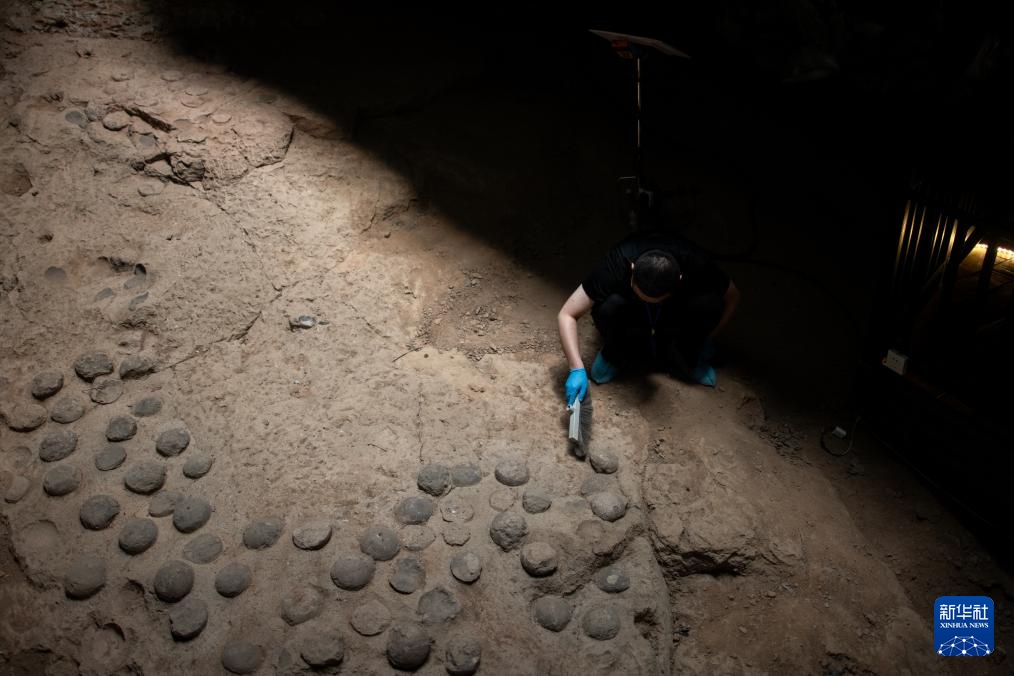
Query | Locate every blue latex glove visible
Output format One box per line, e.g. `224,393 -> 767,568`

692,340 -> 717,387
591,350 -> 617,384
565,368 -> 588,405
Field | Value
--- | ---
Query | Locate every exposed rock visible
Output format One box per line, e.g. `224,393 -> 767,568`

50,395 -> 86,424
445,635 -> 482,676
643,462 -> 757,575
119,353 -> 155,379
292,521 -> 332,550
39,429 -> 77,461
64,554 -> 106,599
582,605 -> 620,640
395,496 -> 435,525
5,402 -> 47,432
417,463 -> 452,496
589,492 -> 628,522
215,562 -> 252,598
533,596 -> 572,632
118,518 -> 158,554
522,487 -> 552,514
90,377 -> 123,405
450,463 -> 482,486
494,458 -> 529,486
489,512 -> 528,551
520,542 -> 558,577
359,525 -> 400,560
31,371 -> 63,399
350,598 -> 390,636
74,352 -> 113,381
170,599 -> 208,641
222,641 -> 263,674
417,586 -> 460,624
154,560 -> 194,602
386,622 -> 431,670
588,449 -> 619,474
402,525 -> 436,551
330,551 -> 375,590
280,586 -> 324,625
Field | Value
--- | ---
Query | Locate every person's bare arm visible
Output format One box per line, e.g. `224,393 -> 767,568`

558,285 -> 594,370
710,279 -> 740,338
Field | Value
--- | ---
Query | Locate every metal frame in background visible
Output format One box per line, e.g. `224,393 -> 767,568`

589,29 -> 689,229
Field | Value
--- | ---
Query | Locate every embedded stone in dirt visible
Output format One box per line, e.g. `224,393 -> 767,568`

156,422 -> 191,456
579,474 -> 619,497
170,598 -> 208,641
445,634 -> 482,676
489,512 -> 528,551
494,458 -> 530,486
95,443 -> 126,471
43,464 -> 81,496
449,551 -> 481,584
118,518 -> 158,554
64,109 -> 87,128
211,112 -> 232,124
589,492 -> 628,522
595,566 -> 630,593
39,430 -> 78,463
588,449 -> 619,474
418,586 -> 461,624
386,622 -> 431,671
243,518 -> 283,549
350,598 -> 390,636
182,454 -> 213,479
5,402 -> 47,432
102,111 -> 130,131
401,525 -> 436,551
124,461 -> 166,495
90,377 -> 123,405
132,396 -> 162,417
520,542 -> 558,577
173,496 -> 212,533
292,521 -> 332,550
440,495 -> 474,523
95,287 -> 114,301
281,585 -> 325,625
417,463 -> 452,496
31,371 -> 63,399
149,490 -> 180,516
522,487 -> 552,514
4,475 -> 31,503
64,554 -> 106,599
161,70 -> 184,82
582,605 -> 620,640
74,352 -> 114,381
389,556 -> 426,594
215,562 -> 252,598
222,641 -> 263,675
51,395 -> 86,424
300,633 -> 345,669
45,265 -> 67,282
488,488 -> 515,511
330,551 -> 375,590
450,463 -> 482,487
154,560 -> 194,602
359,525 -> 400,561
183,533 -> 223,564
105,415 -> 137,441
119,353 -> 155,379
80,495 -> 120,530
533,596 -> 572,632
443,524 -> 471,546
395,496 -> 435,525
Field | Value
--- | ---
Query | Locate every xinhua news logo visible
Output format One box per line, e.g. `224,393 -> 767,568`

935,596 -> 994,657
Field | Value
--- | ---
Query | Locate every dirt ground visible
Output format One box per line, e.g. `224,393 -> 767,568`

1,3 -> 1012,675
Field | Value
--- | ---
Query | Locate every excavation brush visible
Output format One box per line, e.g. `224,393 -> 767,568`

567,394 -> 593,456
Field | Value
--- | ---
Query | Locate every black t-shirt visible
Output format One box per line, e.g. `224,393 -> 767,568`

582,232 -> 730,304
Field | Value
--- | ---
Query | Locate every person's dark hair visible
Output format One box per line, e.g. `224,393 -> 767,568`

633,250 -> 679,298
